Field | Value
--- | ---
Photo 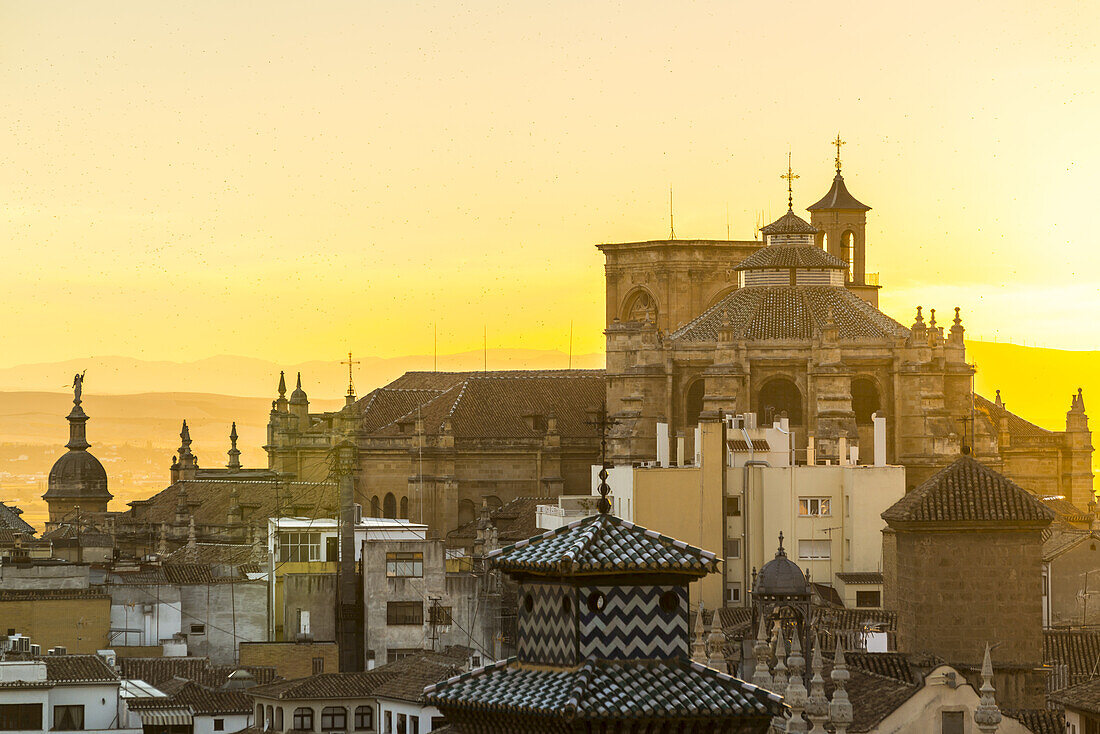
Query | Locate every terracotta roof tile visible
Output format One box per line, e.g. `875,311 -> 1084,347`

1050,677 -> 1100,714
881,455 -> 1054,525
672,286 -> 908,343
1002,708 -> 1066,734
807,173 -> 871,211
118,657 -> 277,689
974,394 -> 1053,439
446,496 -> 552,545
122,479 -> 336,528
45,655 -> 119,683
1044,630 -> 1100,689
249,671 -> 396,700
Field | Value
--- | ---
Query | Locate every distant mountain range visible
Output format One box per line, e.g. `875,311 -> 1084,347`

0,349 -> 606,399
0,342 -> 1093,530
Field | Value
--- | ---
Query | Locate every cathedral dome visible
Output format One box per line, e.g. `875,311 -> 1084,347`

754,535 -> 811,598
289,372 -> 308,404
44,450 -> 110,499
734,243 -> 846,272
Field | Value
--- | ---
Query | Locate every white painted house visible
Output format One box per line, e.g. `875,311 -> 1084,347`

0,655 -> 141,734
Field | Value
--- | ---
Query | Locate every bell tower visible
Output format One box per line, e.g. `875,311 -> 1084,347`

807,135 -> 878,306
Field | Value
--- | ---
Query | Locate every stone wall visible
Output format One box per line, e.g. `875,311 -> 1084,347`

239,640 -> 339,679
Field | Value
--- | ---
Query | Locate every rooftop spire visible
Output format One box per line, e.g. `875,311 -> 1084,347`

341,352 -> 360,399
227,422 -> 241,470
833,133 -> 845,174
65,372 -> 91,451
277,371 -> 287,398
829,640 -> 853,734
781,152 -> 800,211
973,644 -> 1002,734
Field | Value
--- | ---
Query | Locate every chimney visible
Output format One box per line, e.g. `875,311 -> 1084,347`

873,413 -> 887,467
675,432 -> 686,467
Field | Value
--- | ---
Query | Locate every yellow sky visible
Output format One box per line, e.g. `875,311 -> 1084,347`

2,0 -> 1098,368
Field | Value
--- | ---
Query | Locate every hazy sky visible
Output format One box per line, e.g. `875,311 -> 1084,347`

3,0 -> 1098,368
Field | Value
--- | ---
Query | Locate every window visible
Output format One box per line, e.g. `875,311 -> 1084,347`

279,531 -> 322,562
384,711 -> 392,733
856,590 -> 881,608
256,705 -> 264,728
798,539 -> 831,560
429,605 -> 453,625
941,710 -> 964,734
293,707 -> 314,731
1,705 -> 42,731
726,582 -> 741,603
276,708 -> 284,730
799,498 -> 831,517
845,539 -> 851,561
267,706 -> 274,731
297,609 -> 311,636
397,713 -> 407,734
214,719 -> 225,731
386,552 -> 424,578
321,707 -> 347,731
312,656 -> 324,674
53,705 -> 84,731
387,601 -> 424,625
410,718 -> 419,734
725,496 -> 741,516
190,623 -> 206,635
728,539 -> 741,559
354,706 -> 374,731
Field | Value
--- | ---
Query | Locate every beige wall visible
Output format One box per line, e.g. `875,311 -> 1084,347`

239,640 -> 339,679
0,595 -> 110,653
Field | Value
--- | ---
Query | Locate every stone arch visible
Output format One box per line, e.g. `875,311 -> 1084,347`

620,287 -> 659,323
852,377 -> 881,425
684,379 -> 705,428
369,496 -> 380,517
382,492 -> 396,519
399,496 -> 409,519
755,377 -> 804,426
484,495 -> 503,511
458,499 -> 476,527
705,286 -> 737,311
841,230 -> 856,282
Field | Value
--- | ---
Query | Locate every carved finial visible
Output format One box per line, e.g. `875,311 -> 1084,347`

929,308 -> 937,328
772,627 -> 789,693
807,634 -> 829,733
954,306 -> 962,326
973,644 -> 1002,734
776,531 -> 786,557
706,612 -> 727,670
752,617 -> 774,690
785,631 -> 809,733
829,639 -> 853,734
227,422 -> 241,471
913,306 -> 924,326
277,371 -> 286,398
692,603 -> 707,663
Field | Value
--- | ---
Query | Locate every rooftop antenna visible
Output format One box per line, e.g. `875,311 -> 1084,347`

726,203 -> 730,240
833,133 -> 846,174
781,151 -> 799,211
568,320 -> 574,369
668,186 -> 676,240
433,323 -> 438,372
483,325 -> 487,372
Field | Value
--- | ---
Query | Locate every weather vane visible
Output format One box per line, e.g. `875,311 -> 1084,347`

833,133 -> 845,174
780,152 -> 799,211
586,403 -> 618,514
341,352 -> 360,397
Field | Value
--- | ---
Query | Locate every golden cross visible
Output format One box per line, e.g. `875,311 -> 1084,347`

833,133 -> 845,173
341,351 -> 360,396
780,152 -> 799,210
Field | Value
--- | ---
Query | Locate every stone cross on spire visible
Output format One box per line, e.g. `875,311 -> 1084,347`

781,152 -> 800,211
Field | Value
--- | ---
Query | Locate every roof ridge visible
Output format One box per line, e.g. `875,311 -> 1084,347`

379,382 -> 464,432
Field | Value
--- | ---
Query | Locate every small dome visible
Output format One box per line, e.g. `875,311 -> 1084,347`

759,210 -> 818,236
44,451 -> 111,500
754,535 -> 811,598
289,372 -> 308,404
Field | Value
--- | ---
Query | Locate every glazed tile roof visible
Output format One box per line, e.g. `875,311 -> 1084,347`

0,502 -> 35,535
974,394 -> 1053,439
1044,630 -> 1100,688
1002,709 -> 1066,734
44,655 -> 120,683
249,670 -> 397,700
881,455 -> 1054,526
118,657 -> 277,689
759,209 -> 818,235
671,286 -> 908,343
807,173 -> 871,211
485,513 -> 720,576
354,370 -> 605,440
122,479 -> 336,528
447,496 -> 553,547
1050,677 -> 1100,714
424,657 -> 785,721
734,244 -> 846,271
835,572 -> 884,585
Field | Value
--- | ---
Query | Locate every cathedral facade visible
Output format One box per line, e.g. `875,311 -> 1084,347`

601,161 -> 1093,504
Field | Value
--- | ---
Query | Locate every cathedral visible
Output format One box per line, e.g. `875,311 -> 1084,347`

601,150 -> 1093,503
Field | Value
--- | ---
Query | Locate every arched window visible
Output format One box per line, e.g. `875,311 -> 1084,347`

684,379 -> 705,428
852,378 -> 881,425
842,231 -> 855,282
369,495 -> 380,518
756,377 -> 803,426
266,707 -> 274,731
256,705 -> 264,729
458,499 -> 476,527
399,496 -> 409,519
484,495 -> 503,511
821,231 -> 829,253
353,706 -> 374,731
320,707 -> 346,731
275,708 -> 283,731
383,493 -> 396,519
293,708 -> 313,732
623,289 -> 657,323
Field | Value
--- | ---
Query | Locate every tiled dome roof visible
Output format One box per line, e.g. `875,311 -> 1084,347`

759,209 -> 818,235
734,244 -> 847,271
807,173 -> 871,211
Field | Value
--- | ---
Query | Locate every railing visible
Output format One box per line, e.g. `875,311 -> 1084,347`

864,272 -> 880,286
